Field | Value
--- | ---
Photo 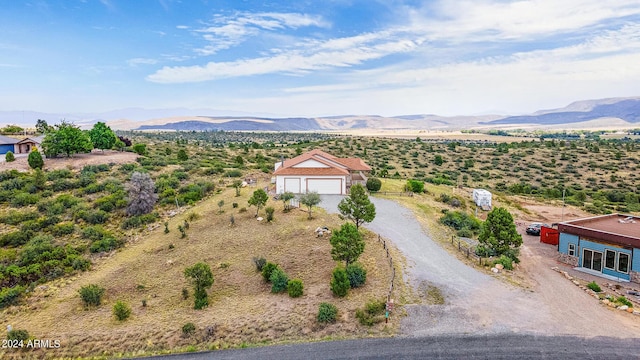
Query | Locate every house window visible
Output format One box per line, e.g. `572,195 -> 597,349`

568,244 -> 576,256
582,249 -> 603,272
604,250 -> 616,270
618,253 -> 629,274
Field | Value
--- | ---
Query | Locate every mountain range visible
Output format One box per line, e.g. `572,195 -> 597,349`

1,97 -> 639,132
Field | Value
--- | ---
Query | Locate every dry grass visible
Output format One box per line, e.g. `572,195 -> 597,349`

1,183 -> 399,359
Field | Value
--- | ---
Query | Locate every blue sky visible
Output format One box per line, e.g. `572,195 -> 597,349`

1,0 -> 640,117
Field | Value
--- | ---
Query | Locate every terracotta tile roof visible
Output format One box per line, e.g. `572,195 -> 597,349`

274,149 -> 370,175
275,167 -> 349,176
336,158 -> 372,171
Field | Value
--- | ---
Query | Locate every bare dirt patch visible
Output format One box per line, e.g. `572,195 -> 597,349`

0,150 -> 139,172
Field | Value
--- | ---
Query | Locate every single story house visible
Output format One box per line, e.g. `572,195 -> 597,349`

16,135 -> 44,154
273,149 -> 371,195
558,214 -> 640,283
0,135 -> 43,155
0,135 -> 20,155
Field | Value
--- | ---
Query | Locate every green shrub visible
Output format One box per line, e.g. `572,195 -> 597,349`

81,225 -> 111,241
224,169 -> 243,177
439,210 -> 482,235
406,179 -> 424,193
0,230 -> 32,247
10,192 -> 40,207
0,285 -> 25,308
5,151 -> 15,162
346,263 -> 367,288
265,206 -> 275,222
69,256 -> 91,271
270,268 -> 289,293
0,210 -> 39,225
330,267 -> 350,297
355,298 -> 386,326
287,279 -> 304,298
317,302 -> 338,323
366,178 -> 382,192
51,222 -> 75,236
493,255 -> 513,270
121,212 -> 159,229
90,237 -> 122,253
617,296 -> 633,307
132,143 -> 147,155
587,281 -> 601,293
79,284 -> 105,307
261,262 -> 278,282
113,300 -> 132,321
81,210 -> 109,224
182,322 -> 196,337
252,257 -> 266,272
28,149 -> 44,170
7,329 -> 29,341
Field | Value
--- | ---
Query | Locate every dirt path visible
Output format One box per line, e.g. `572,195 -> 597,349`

320,196 -> 640,338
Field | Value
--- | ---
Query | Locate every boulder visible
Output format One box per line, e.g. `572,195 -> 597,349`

491,267 -> 499,273
618,305 -> 629,311
257,217 -> 263,221
602,299 -> 610,305
627,307 -> 634,313
495,263 -> 504,270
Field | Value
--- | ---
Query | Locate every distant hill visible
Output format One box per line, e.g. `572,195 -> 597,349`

483,98 -> 640,126
1,97 -> 639,131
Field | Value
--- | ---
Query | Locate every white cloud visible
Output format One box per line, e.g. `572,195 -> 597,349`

127,58 -> 159,67
147,34 -> 416,83
190,12 -> 329,56
413,0 -> 640,42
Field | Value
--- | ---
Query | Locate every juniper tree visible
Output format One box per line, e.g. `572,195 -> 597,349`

126,172 -> 158,216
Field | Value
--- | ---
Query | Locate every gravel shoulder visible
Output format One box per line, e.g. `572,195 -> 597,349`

320,195 -> 640,338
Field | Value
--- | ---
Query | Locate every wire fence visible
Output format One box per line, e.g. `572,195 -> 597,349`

375,191 -> 414,197
376,234 -> 396,302
450,235 -> 493,266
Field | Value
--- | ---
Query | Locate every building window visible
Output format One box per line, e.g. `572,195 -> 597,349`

568,244 -> 576,256
618,253 -> 629,274
605,250 -> 616,270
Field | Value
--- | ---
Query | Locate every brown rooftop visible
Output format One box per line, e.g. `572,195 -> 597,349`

558,214 -> 640,248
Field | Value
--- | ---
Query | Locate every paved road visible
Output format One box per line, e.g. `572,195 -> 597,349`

142,334 -> 640,360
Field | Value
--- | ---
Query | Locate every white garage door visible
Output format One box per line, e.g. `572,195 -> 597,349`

307,179 -> 342,194
284,178 -> 301,193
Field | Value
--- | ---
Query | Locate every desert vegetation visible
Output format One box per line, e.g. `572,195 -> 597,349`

1,127 -> 639,358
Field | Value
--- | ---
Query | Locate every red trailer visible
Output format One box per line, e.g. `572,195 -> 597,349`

540,226 -> 559,245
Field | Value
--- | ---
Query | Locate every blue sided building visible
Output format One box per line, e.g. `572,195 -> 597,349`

558,214 -> 640,283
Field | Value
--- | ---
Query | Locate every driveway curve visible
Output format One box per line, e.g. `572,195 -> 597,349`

319,195 -> 640,337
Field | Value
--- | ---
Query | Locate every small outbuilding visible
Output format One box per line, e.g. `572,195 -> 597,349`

558,214 -> 640,283
472,189 -> 492,210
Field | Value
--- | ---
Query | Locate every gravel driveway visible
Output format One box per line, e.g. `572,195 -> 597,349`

320,195 -> 640,337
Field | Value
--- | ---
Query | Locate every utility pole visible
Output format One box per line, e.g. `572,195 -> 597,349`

561,189 -> 566,222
